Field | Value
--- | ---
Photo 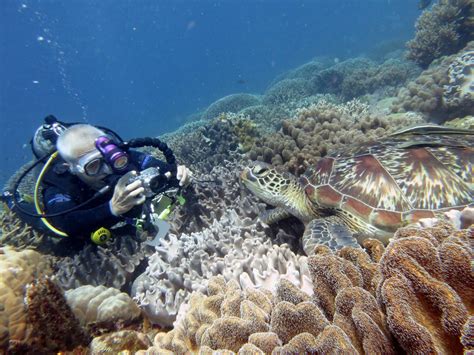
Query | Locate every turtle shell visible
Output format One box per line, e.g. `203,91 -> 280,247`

300,132 -> 474,232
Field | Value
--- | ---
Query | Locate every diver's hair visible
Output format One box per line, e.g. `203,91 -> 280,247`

57,124 -> 106,162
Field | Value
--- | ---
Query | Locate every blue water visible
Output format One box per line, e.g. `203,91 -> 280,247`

0,0 -> 419,185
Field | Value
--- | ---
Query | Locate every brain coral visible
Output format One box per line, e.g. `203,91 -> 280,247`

136,219 -> 472,354
248,99 -> 424,175
65,285 -> 142,329
406,0 -> 474,68
0,247 -> 52,351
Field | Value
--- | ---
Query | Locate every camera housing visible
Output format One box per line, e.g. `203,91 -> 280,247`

128,167 -> 168,197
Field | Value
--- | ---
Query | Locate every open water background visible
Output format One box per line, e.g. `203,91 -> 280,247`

0,0 -> 419,186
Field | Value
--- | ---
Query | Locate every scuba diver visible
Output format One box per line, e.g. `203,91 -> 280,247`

1,115 -> 192,250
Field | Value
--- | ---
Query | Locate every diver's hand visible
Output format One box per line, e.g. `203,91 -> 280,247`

109,171 -> 145,216
176,165 -> 192,187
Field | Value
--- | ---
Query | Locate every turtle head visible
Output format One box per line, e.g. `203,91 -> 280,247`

240,162 -> 312,220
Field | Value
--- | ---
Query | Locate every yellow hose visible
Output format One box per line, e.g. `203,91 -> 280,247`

34,152 -> 68,237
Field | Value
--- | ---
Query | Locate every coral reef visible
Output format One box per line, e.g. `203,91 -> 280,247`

379,223 -> 472,354
132,209 -> 310,327
263,78 -> 312,105
393,42 -> 474,120
443,49 -> 474,109
340,58 -> 419,99
136,220 -> 472,354
89,330 -> 151,354
53,234 -> 150,291
65,285 -> 142,330
201,93 -> 261,120
170,160 -> 266,235
0,247 -> 52,351
0,209 -> 48,251
162,114 -> 260,174
248,99 -> 424,175
406,0 -> 474,67
11,277 -> 91,353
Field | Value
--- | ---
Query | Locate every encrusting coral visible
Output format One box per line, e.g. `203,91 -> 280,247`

136,220 -> 473,354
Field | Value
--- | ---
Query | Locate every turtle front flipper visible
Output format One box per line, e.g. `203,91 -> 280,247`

302,216 -> 360,254
259,207 -> 292,224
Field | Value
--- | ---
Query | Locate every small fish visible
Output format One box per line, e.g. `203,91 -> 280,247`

236,79 -> 246,85
418,0 -> 432,10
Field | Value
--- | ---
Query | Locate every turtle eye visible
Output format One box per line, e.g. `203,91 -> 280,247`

253,165 -> 268,174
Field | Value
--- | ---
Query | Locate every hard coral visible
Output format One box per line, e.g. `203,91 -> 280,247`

392,42 -> 474,121
0,209 -> 47,251
248,99 -> 423,175
14,277 -> 90,353
65,285 -> 142,332
0,247 -> 52,351
406,0 -> 474,67
201,93 -> 261,120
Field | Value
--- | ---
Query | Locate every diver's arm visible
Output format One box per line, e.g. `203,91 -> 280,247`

43,187 -> 121,238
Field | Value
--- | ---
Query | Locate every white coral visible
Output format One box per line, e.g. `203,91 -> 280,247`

132,209 -> 310,327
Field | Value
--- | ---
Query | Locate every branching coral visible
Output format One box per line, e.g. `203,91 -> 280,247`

0,209 -> 48,251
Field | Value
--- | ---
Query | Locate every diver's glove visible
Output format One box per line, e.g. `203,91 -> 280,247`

109,171 -> 146,216
176,165 -> 192,187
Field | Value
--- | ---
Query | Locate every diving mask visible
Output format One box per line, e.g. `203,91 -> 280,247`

72,150 -> 112,177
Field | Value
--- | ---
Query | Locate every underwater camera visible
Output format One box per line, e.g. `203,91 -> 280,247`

128,167 -> 176,198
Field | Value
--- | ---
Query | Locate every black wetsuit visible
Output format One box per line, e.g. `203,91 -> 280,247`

13,150 -> 173,242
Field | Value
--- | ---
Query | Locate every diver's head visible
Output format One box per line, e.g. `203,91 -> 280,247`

57,124 -> 112,186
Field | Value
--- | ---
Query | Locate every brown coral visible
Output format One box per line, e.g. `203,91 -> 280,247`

393,42 -> 474,120
379,231 -> 471,354
13,277 -> 91,353
141,221 -> 473,354
406,0 -> 474,67
248,99 -> 423,175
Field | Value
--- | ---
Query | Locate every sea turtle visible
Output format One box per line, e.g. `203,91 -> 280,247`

241,125 -> 473,253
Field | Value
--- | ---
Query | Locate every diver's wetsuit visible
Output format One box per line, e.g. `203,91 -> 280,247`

13,150 -> 173,242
